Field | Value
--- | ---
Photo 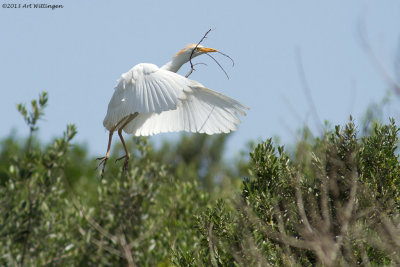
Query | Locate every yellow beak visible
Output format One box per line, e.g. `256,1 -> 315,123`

197,47 -> 218,53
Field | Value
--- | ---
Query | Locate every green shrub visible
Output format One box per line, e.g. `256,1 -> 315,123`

1,93 -> 400,266
190,118 -> 400,266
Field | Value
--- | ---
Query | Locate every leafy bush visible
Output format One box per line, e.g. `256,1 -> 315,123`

190,118 -> 400,266
0,92 -> 78,265
1,93 -> 400,266
0,92 -> 216,266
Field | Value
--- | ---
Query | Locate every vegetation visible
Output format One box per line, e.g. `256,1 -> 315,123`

1,92 -> 400,266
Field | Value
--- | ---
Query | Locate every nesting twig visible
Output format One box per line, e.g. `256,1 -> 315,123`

217,51 -> 235,67
206,53 -> 230,79
186,29 -> 213,78
186,29 -> 235,79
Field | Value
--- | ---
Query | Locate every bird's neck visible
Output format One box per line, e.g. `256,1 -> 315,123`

160,55 -> 190,73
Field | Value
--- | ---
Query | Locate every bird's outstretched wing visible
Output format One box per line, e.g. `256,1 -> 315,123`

123,81 -> 249,136
103,63 -> 191,130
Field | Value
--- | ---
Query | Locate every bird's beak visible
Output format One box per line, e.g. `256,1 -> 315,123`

198,47 -> 218,53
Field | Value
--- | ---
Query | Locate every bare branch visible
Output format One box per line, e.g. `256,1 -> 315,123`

363,219 -> 400,264
295,47 -> 324,136
193,62 -> 208,68
237,199 -> 312,250
311,151 -> 332,233
217,51 -> 235,67
185,62 -> 208,77
185,29 -> 235,80
20,180 -> 33,266
294,174 -> 314,234
274,204 -> 297,266
208,222 -> 219,267
72,199 -> 119,245
336,169 -> 357,247
358,20 -> 400,95
186,29 -> 213,78
93,237 -> 124,258
118,226 -> 136,267
320,174 -> 331,234
356,240 -> 372,267
206,53 -> 230,79
381,215 -> 400,248
78,227 -> 123,258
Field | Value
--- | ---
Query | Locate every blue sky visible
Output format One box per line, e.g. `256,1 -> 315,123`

1,1 -> 399,157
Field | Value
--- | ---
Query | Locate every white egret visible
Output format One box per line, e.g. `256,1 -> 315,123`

97,44 -> 249,174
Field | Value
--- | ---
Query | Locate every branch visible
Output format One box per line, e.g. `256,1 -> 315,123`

20,180 -> 33,266
237,199 -> 312,250
320,173 -> 332,234
78,227 -> 123,258
72,200 -> 118,244
208,222 -> 219,267
336,169 -> 357,247
294,174 -> 314,234
186,29 -> 212,78
295,47 -> 324,136
118,226 -> 136,267
358,21 -> 400,96
206,53 -> 230,79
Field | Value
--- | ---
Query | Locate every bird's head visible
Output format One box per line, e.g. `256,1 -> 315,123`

162,44 -> 218,73
174,44 -> 218,60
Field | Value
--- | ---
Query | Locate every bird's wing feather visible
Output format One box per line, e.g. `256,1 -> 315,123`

123,82 -> 249,136
103,63 -> 191,130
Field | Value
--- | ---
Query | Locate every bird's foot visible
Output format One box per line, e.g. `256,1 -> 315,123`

96,156 -> 109,176
115,154 -> 130,172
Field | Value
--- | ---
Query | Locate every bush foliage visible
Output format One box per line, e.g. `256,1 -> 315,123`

1,92 -> 400,266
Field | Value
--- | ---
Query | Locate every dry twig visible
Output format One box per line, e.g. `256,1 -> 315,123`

186,29 -> 212,78
186,29 -> 235,79
295,47 -> 324,136
358,21 -> 400,95
118,226 -> 136,267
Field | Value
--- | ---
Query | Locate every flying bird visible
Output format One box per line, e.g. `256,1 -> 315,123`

97,44 -> 249,174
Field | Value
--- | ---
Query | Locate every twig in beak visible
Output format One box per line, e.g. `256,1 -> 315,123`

217,51 -> 235,67
206,53 -> 230,80
187,29 -> 213,78
185,63 -> 208,78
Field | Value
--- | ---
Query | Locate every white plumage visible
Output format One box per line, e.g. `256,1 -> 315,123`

123,84 -> 247,136
98,43 -> 249,174
103,63 -> 191,130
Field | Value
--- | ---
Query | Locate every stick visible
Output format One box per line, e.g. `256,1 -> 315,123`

186,29 -> 213,78
206,53 -> 230,79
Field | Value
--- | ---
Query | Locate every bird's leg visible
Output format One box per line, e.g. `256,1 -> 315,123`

96,116 -> 128,175
115,113 -> 138,172
96,130 -> 114,175
116,130 -> 130,171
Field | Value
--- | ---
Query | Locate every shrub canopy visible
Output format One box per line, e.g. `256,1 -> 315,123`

1,93 -> 400,266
